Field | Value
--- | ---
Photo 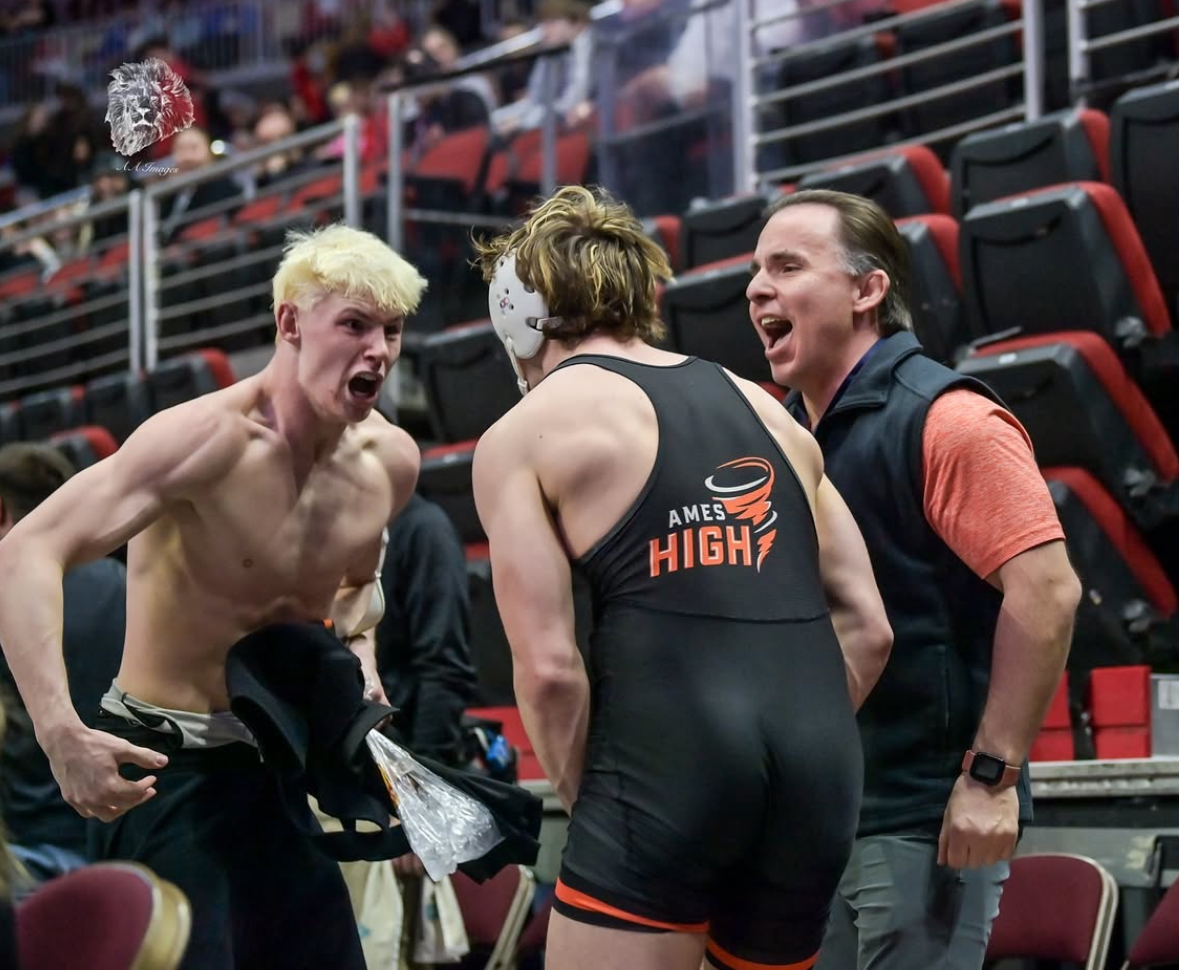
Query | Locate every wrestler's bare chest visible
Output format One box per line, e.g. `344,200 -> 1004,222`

150,436 -> 393,616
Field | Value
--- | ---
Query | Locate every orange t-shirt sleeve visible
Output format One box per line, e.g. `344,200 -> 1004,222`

922,389 -> 1065,580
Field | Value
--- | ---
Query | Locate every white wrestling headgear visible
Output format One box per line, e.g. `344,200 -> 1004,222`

488,252 -> 563,396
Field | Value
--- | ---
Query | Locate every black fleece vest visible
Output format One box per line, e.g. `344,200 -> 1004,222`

786,333 -> 1032,835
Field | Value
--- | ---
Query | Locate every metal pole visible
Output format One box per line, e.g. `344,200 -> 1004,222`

127,189 -> 144,373
142,191 -> 160,371
1066,0 -> 1089,105
387,90 -> 405,251
539,52 -> 558,196
732,0 -> 756,193
595,38 -> 620,194
343,111 -> 361,228
1021,0 -> 1045,121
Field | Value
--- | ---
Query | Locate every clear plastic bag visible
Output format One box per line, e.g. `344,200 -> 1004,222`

366,729 -> 505,881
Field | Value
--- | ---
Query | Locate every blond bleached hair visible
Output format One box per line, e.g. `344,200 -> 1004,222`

473,185 -> 672,344
272,224 -> 428,322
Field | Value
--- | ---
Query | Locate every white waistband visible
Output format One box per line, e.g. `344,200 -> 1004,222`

100,683 -> 257,749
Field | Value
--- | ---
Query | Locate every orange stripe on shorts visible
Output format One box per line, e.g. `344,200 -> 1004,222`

554,879 -> 709,934
706,938 -> 818,970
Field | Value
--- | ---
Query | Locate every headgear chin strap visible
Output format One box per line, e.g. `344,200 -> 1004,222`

488,252 -> 563,396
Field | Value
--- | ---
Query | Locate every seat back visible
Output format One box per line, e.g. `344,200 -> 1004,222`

799,146 -> 950,219
84,370 -> 152,444
679,195 -> 768,271
147,350 -> 235,413
450,865 -> 535,970
661,255 -> 764,381
896,214 -> 966,364
18,386 -> 85,442
1045,466 -> 1177,676
16,861 -> 191,970
770,34 -> 892,167
950,107 -> 1110,218
51,426 -> 120,470
419,441 -> 482,544
986,853 -> 1118,970
1110,79 -> 1179,316
959,182 -> 1171,349
642,214 -> 682,273
409,125 -> 492,209
0,400 -> 20,446
895,0 -> 1021,142
418,322 -> 520,443
956,331 -> 1179,528
1125,877 -> 1179,968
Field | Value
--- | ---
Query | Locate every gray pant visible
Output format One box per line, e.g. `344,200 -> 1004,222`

815,834 -> 1009,970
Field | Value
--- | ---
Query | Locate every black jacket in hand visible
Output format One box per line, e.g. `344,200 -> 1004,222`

224,621 -> 540,881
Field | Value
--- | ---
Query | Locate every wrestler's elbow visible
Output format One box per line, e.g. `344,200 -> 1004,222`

514,647 -> 585,707
0,524 -> 64,586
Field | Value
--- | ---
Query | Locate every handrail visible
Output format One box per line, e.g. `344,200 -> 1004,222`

755,20 -> 1022,109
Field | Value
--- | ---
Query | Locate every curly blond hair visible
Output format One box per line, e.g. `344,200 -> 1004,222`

473,185 -> 672,344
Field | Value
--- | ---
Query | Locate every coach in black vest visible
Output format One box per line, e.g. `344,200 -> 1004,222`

748,189 -> 1081,970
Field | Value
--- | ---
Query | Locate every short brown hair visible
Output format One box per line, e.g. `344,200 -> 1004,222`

473,185 -> 672,345
0,443 -> 75,522
765,189 -> 913,337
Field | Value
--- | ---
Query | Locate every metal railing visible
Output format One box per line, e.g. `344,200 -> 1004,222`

0,193 -> 137,398
1068,0 -> 1179,103
140,114 -> 362,369
746,0 -> 1039,187
0,0 -> 276,114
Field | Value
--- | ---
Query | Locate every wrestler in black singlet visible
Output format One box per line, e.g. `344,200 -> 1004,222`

551,356 -> 862,970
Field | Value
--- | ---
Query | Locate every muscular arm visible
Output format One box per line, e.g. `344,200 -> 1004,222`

472,424 -> 588,814
0,404 -> 238,739
0,403 -> 241,819
334,422 -> 421,702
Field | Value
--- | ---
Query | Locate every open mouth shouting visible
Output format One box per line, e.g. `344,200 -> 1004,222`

347,371 -> 383,405
760,317 -> 794,357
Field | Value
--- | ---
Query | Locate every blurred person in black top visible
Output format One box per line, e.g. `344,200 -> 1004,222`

376,492 -> 476,767
0,444 -> 126,891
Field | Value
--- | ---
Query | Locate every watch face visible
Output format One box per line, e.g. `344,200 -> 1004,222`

970,752 -> 1006,785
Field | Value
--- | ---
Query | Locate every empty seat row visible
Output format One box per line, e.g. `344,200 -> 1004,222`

0,348 -> 236,449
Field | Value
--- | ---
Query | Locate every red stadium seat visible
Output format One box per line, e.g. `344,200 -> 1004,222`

958,331 -> 1179,528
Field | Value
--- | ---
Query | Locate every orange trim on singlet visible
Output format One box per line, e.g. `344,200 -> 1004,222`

554,879 -> 710,934
706,938 -> 818,970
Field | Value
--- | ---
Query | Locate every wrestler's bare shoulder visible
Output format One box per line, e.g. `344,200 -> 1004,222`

114,381 -> 267,495
723,369 -> 822,485
344,409 -> 420,486
482,361 -> 642,445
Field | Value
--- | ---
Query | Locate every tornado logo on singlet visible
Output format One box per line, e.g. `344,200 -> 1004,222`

648,456 -> 779,577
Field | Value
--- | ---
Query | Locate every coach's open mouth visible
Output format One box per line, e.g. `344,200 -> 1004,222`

761,317 -> 793,350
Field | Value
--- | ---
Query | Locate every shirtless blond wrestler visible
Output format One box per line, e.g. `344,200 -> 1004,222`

471,186 -> 892,970
0,224 -> 426,970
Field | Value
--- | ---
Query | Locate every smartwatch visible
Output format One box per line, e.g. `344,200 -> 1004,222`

962,750 -> 1021,789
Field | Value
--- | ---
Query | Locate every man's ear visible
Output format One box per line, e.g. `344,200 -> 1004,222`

853,268 -> 889,316
275,302 -> 300,346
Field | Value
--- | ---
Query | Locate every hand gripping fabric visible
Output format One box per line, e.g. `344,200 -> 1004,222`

487,252 -> 563,396
224,621 -> 543,881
